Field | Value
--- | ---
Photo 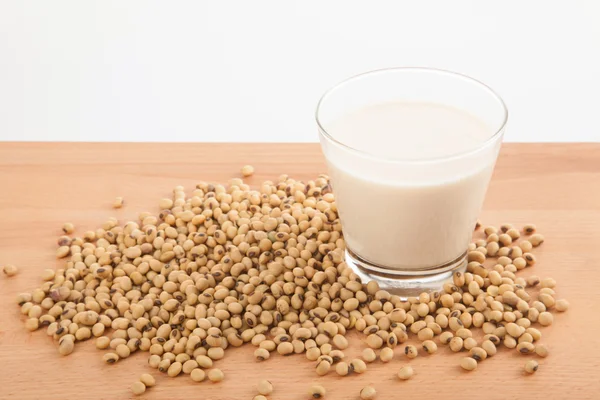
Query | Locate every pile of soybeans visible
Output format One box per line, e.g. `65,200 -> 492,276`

8,173 -> 567,399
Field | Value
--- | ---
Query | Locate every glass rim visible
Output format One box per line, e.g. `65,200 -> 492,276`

315,67 -> 509,164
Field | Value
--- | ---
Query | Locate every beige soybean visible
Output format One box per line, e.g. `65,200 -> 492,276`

207,368 -> 224,382
366,334 -> 383,349
140,374 -> 155,387
131,381 -> 146,396
277,342 -> 294,355
439,331 -> 454,345
456,328 -> 472,340
470,347 -> 487,361
517,342 -> 535,355
113,197 -> 124,209
257,380 -> 273,395
159,198 -> 173,209
351,359 -> 367,374
449,337 -> 464,352
182,359 -> 199,374
360,386 -> 377,400
541,277 -> 556,288
460,357 -> 478,371
535,344 -> 549,358
529,233 -> 544,246
320,344 -> 332,355
555,299 -> 569,312
332,334 -> 348,350
96,336 -> 110,350
306,347 -> 321,361
417,327 -> 434,341
482,340 -> 497,357
167,362 -> 182,377
404,345 -> 418,359
463,337 -> 478,351
422,340 -> 437,354
523,224 -> 536,235
103,352 -> 119,364
316,360 -> 331,376
208,347 -> 225,360
25,318 -> 39,331
336,361 -> 351,376
58,337 -> 75,356
62,222 -> 75,234
520,240 -> 533,252
309,384 -> 326,398
362,348 -> 377,363
380,347 -> 394,362
525,360 -> 539,374
254,348 -> 270,362
504,336 -> 517,349
538,312 -> 554,326
329,350 -> 344,363
190,368 -> 206,382
116,344 -> 131,359
397,365 -> 414,380
2,264 -> 19,277
241,165 -> 255,177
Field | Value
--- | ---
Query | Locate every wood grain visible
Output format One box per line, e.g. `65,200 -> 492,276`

0,143 -> 599,400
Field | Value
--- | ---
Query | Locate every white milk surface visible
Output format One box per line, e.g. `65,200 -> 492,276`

325,101 -> 496,270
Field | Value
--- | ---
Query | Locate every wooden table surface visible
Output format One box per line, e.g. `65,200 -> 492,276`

0,143 -> 599,400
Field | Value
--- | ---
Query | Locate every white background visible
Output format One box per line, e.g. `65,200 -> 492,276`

1,1 -> 599,142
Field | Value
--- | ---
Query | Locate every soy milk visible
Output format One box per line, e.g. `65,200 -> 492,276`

324,101 -> 497,270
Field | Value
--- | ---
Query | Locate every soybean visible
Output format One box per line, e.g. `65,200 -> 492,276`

351,359 -> 367,374
103,353 -> 119,364
525,360 -> 539,374
360,386 -> 377,400
309,384 -> 326,398
523,224 -> 536,235
316,360 -> 331,376
242,165 -> 255,177
404,345 -> 418,359
380,347 -> 394,362
336,362 -> 351,376
58,337 -> 75,356
62,222 -> 75,234
190,368 -> 206,382
131,381 -> 146,396
422,340 -> 437,354
555,299 -> 569,312
397,365 -> 414,380
207,368 -> 224,382
140,374 -> 155,387
470,347 -> 487,361
482,340 -> 497,357
538,312 -> 554,326
535,344 -> 549,358
257,380 -> 273,395
460,357 -> 478,371
362,348 -> 377,363
254,348 -> 270,362
113,197 -> 124,209
440,331 -> 454,345
449,337 -> 464,352
2,264 -> 18,277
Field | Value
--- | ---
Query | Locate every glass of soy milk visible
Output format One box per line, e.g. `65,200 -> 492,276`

316,68 -> 507,296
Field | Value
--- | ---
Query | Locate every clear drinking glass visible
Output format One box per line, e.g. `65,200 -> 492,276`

316,68 -> 508,296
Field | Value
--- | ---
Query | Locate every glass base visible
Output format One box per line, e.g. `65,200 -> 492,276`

345,249 -> 467,299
